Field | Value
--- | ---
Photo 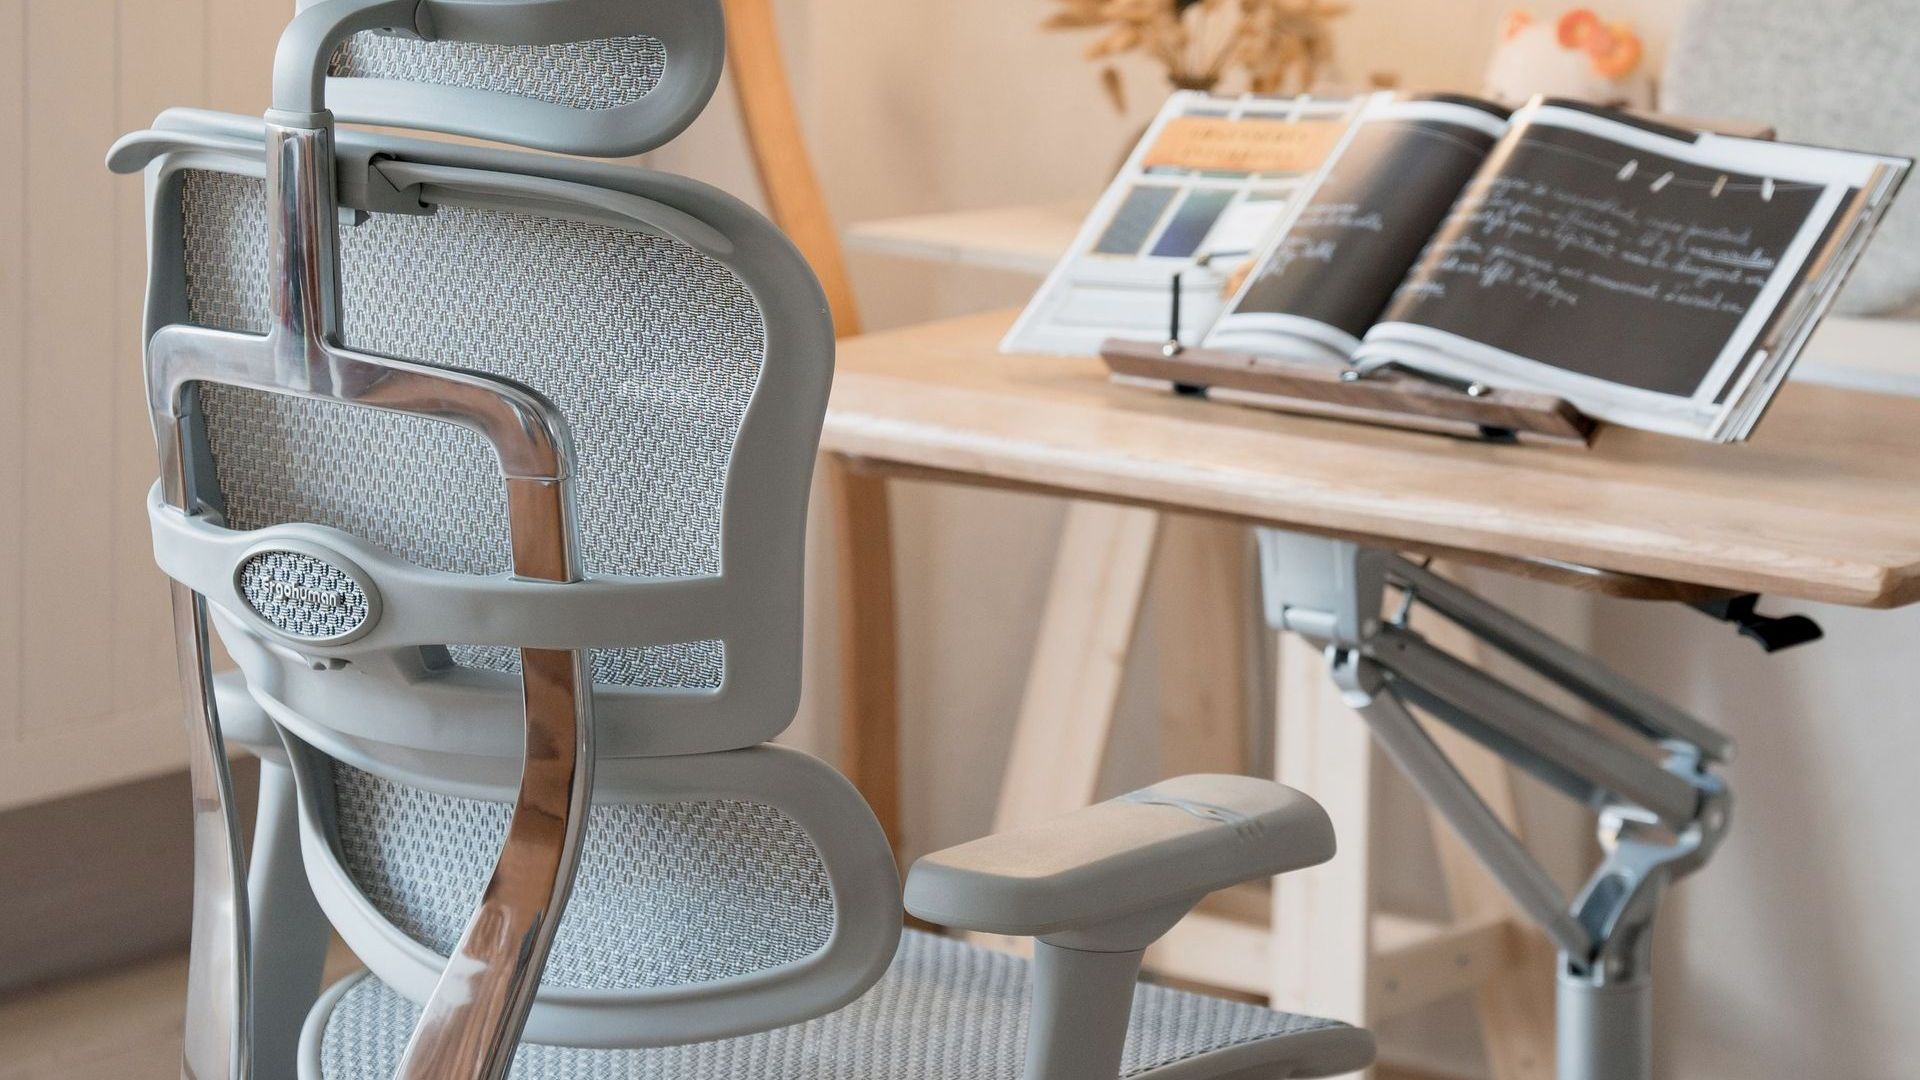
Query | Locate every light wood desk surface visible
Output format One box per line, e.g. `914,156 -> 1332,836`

823,309 -> 1920,609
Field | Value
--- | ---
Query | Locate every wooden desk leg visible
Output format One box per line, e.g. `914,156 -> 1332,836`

826,454 -> 902,856
1271,631 -> 1378,1053
1414,601 -> 1557,1080
1154,516 -> 1254,779
992,502 -> 1161,831
969,501 -> 1159,956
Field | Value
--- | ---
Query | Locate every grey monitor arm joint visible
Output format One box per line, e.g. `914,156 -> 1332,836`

1259,530 -> 1733,1080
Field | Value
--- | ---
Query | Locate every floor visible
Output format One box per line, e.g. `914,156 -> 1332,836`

0,952 -> 196,1080
0,943 -> 359,1080
0,948 -> 1439,1080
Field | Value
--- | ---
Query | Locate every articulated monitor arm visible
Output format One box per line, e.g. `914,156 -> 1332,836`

1259,532 -> 1734,1080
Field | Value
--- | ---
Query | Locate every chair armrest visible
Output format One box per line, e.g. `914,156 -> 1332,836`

904,774 -> 1334,946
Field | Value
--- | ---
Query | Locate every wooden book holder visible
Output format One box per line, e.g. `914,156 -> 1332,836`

1087,117 -> 1783,450
1100,338 -> 1597,448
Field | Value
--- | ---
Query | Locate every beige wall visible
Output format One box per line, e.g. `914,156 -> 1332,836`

0,0 -> 290,812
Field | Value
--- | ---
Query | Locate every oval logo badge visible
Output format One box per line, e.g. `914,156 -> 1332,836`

236,548 -> 376,644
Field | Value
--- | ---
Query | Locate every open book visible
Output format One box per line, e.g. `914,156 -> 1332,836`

1204,94 -> 1909,441
1003,92 -> 1366,355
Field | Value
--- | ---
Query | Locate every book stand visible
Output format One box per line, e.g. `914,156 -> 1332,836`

1101,337 -> 1598,448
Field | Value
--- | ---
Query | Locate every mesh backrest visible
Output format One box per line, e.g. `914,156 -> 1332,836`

331,762 -> 837,989
178,168 -> 765,689
328,33 -> 670,111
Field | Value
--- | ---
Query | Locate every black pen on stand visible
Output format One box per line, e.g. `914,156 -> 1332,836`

1163,271 -> 1184,357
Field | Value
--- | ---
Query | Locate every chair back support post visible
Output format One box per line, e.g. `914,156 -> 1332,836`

147,3 -> 598,1075
168,575 -> 253,1080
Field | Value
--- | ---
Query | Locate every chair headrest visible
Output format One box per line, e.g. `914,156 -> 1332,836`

285,0 -> 725,157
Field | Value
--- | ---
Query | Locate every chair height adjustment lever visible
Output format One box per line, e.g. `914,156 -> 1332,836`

1688,594 -> 1824,653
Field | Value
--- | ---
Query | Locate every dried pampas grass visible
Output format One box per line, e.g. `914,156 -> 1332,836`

1045,0 -> 1350,110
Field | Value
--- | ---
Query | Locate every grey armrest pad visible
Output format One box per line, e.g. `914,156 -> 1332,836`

903,774 -> 1335,938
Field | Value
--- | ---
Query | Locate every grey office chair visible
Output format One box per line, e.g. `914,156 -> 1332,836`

109,1 -> 1376,1078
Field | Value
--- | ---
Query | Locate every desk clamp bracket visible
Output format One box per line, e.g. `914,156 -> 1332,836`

1258,532 -> 1733,1080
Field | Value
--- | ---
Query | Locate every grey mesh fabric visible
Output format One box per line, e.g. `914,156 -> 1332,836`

316,931 -> 1366,1079
178,168 -> 761,689
1662,0 -> 1920,315
330,762 -> 836,991
328,33 -> 669,111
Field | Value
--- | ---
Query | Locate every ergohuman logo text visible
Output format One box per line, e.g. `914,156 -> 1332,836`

263,579 -> 350,610
238,548 -> 373,641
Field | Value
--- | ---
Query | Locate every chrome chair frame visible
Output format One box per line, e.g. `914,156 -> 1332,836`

150,24 -> 595,1072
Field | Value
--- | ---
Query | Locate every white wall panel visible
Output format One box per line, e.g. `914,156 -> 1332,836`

1,0 -> 27,755
0,0 -> 274,810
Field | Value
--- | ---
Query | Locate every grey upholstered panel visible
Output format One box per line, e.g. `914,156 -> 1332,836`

331,762 -> 836,991
329,34 -> 669,111
178,169 -> 764,688
1663,0 -> 1920,315
316,931 -> 1369,1079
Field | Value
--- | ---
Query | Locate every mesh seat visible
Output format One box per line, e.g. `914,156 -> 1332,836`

310,931 -> 1372,1080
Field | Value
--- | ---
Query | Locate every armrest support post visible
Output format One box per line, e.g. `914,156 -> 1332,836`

1025,942 -> 1147,1080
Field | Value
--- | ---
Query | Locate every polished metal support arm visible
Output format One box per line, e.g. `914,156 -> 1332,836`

143,6 -> 594,1073
1383,555 -> 1733,762
169,576 -> 252,1080
1258,532 -> 1733,1080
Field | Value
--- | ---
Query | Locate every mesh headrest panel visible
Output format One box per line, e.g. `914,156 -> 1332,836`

329,33 -> 670,111
178,169 -> 764,689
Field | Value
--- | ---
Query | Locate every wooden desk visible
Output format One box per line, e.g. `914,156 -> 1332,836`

826,309 -> 1920,608
819,308 -> 1920,1078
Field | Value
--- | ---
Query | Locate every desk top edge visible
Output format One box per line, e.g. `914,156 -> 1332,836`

823,310 -> 1920,610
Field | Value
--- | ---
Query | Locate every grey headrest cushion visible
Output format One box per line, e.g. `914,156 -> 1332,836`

1663,0 -> 1920,315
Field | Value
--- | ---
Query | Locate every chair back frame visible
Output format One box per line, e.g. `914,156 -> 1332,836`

111,1 -> 902,1074
146,73 -> 596,1080
118,1 -> 709,1075
117,109 -> 897,1056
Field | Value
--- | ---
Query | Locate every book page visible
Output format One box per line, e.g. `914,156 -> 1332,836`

1357,102 -> 1901,439
1378,118 -> 1822,395
1205,96 -> 1509,363
1002,92 -> 1362,356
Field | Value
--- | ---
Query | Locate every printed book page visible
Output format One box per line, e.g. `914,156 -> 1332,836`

1354,100 -> 1906,440
1003,91 -> 1366,356
1205,95 -> 1511,364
